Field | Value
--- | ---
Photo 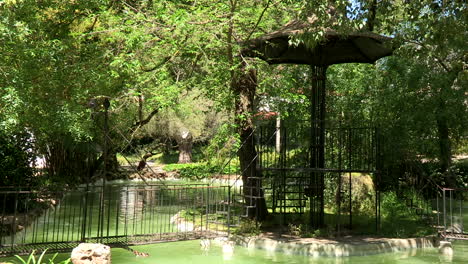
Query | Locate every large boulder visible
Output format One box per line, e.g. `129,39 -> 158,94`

71,243 -> 111,264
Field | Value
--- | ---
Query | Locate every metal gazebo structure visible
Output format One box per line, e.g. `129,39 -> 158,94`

241,18 -> 393,229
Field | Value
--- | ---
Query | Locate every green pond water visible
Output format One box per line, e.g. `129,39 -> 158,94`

2,240 -> 468,264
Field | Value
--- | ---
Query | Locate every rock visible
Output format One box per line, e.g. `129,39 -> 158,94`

170,211 -> 195,231
71,243 -> 111,264
439,240 -> 453,256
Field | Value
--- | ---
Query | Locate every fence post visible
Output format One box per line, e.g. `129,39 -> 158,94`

437,191 -> 440,229
443,189 -> 446,237
99,98 -> 110,242
460,196 -> 463,234
205,186 -> 209,236
228,186 -> 231,236
81,186 -> 89,242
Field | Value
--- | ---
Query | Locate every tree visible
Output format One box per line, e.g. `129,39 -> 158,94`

323,0 -> 467,188
0,0 -> 120,183
372,1 -> 467,186
142,89 -> 226,164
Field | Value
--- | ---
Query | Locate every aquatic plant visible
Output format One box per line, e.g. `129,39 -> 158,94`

14,250 -> 70,264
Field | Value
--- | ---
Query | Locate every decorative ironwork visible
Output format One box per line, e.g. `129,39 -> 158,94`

256,119 -> 382,231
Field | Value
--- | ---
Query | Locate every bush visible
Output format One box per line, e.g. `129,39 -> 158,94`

452,159 -> 468,187
232,219 -> 262,236
0,130 -> 36,187
421,159 -> 468,188
325,173 -> 376,216
163,162 -> 239,180
202,123 -> 239,162
379,191 -> 433,237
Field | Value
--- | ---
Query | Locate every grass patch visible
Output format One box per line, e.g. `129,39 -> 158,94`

163,162 -> 239,180
116,153 -> 140,165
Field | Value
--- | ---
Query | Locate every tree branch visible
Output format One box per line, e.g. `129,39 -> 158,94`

141,56 -> 171,72
406,40 -> 452,72
141,50 -> 180,72
245,0 -> 272,42
132,108 -> 159,128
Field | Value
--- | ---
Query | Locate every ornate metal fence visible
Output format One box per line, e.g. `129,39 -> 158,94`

436,187 -> 468,240
256,120 -> 382,230
0,184 -> 233,256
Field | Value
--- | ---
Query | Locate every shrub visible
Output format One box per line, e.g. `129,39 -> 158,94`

421,159 -> 468,188
452,159 -> 468,187
0,130 -> 36,187
232,219 -> 262,236
325,173 -> 376,216
163,162 -> 239,180
379,191 -> 433,237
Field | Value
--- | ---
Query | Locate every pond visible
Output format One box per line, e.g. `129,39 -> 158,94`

2,240 -> 468,264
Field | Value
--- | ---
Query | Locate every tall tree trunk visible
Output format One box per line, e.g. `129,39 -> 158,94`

226,0 -> 267,220
233,62 -> 268,221
436,100 -> 454,186
177,130 -> 193,164
104,148 -> 120,180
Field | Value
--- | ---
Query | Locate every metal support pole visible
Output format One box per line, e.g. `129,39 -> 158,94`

337,121 -> 343,235
450,190 -> 453,233
348,128 -> 352,229
437,191 -> 440,229
460,195 -> 463,233
375,127 -> 383,231
99,98 -> 110,242
228,186 -> 231,236
309,65 -> 327,229
443,189 -> 446,237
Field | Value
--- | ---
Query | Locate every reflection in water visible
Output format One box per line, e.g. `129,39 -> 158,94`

119,187 -> 145,223
101,240 -> 468,264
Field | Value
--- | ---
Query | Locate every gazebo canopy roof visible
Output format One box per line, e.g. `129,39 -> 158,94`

241,19 -> 393,66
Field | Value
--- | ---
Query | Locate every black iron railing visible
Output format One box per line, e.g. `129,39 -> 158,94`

0,184 -> 234,255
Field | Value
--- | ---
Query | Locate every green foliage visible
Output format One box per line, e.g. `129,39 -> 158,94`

452,160 -> 468,188
163,162 -> 239,180
379,191 -> 434,238
164,162 -> 239,180
232,219 -> 262,236
325,173 -> 376,217
0,0 -> 465,196
286,222 -> 335,238
257,64 -> 311,120
14,250 -> 70,264
141,89 -> 226,145
421,160 -> 468,188
202,123 -> 240,162
287,223 -> 304,236
0,129 -> 36,186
